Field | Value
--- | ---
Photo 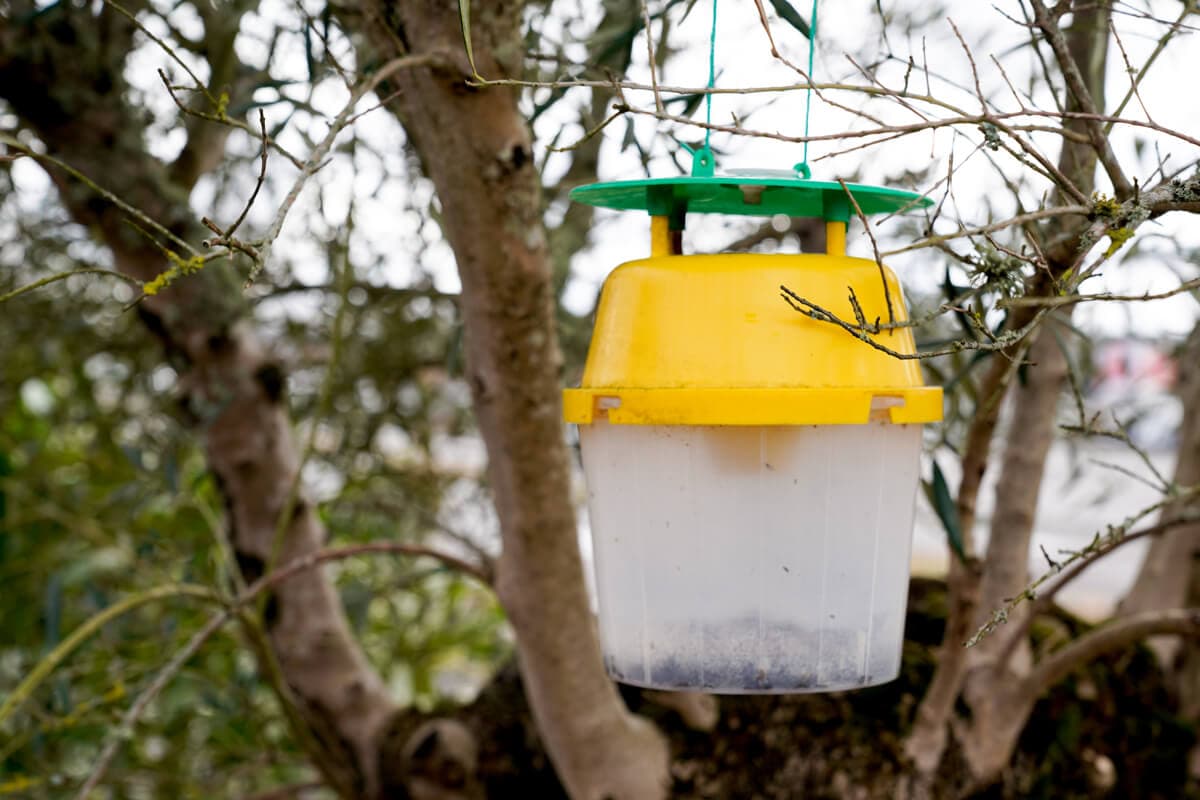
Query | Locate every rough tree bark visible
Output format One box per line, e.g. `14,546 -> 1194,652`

0,4 -> 398,796
345,2 -> 671,798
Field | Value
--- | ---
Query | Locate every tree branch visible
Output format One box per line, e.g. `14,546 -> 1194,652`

73,540 -> 490,796
1024,609 -> 1200,697
0,267 -> 141,305
1029,0 -> 1133,197
247,53 -> 438,285
991,505 -> 1200,662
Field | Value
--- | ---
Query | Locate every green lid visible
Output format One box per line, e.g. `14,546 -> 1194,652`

570,172 -> 930,223
571,144 -> 930,225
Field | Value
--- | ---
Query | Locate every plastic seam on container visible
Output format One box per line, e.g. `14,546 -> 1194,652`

563,387 -> 943,426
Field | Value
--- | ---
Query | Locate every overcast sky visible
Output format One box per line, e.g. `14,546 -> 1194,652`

544,0 -> 1200,337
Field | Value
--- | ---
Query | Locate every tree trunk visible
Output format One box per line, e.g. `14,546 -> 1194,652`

347,2 -> 670,798
970,322 -> 1071,660
949,0 -> 1116,780
903,354 -> 1001,775
905,0 -> 1113,783
955,316 -> 1070,784
1120,326 -> 1200,661
954,0 -> 1112,783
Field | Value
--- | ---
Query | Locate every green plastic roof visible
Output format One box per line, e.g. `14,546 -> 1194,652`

569,172 -> 931,223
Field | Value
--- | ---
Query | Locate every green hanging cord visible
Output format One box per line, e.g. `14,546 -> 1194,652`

704,0 -> 718,147
691,0 -> 718,177
794,0 -> 819,179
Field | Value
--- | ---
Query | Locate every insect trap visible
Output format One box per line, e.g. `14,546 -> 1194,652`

563,145 -> 941,693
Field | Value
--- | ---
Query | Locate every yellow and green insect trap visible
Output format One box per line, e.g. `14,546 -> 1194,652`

564,150 -> 942,693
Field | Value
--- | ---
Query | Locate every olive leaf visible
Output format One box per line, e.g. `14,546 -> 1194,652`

768,0 -> 813,39
923,458 -> 966,562
457,0 -> 480,78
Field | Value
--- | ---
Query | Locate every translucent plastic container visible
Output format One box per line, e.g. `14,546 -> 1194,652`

580,420 -> 922,693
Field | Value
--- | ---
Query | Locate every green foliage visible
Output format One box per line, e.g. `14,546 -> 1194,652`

0,163 -> 509,798
767,0 -> 812,39
458,0 -> 479,79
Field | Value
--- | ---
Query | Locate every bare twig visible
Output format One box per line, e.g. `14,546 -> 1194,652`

225,109 -> 270,239
947,18 -> 985,111
837,178 -> 894,325
995,508 -> 1200,664
1107,19 -> 1154,127
547,105 -> 627,153
780,285 -> 1050,360
1088,457 -> 1167,493
73,539 -> 490,795
1066,415 -> 1173,493
881,206 -> 1089,256
156,69 -> 305,170
104,0 -> 218,108
188,111 -> 272,266
1105,2 -> 1193,132
750,0 -> 812,78
0,268 -> 141,305
639,0 -> 663,115
1028,0 -> 1133,197
464,70 -> 1200,156
966,491 -> 1200,648
999,274 -> 1200,309
0,136 -> 196,255
248,54 -> 437,286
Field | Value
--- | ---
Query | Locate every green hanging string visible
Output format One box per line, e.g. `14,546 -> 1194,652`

697,0 -> 819,178
795,0 -> 819,179
686,0 -> 719,176
705,0 -> 718,153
